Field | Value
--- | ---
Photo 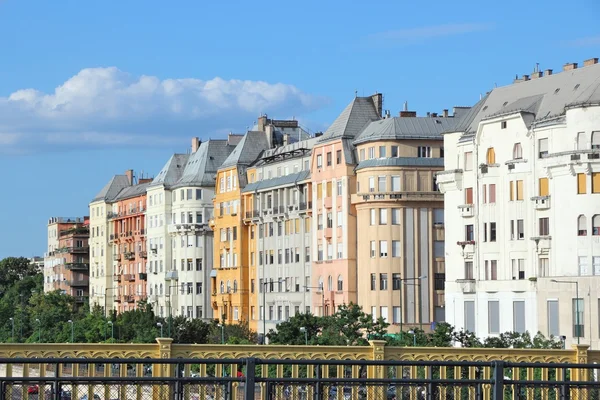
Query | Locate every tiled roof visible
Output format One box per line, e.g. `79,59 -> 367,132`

354,116 -> 456,145
355,157 -> 444,171
242,170 -> 310,193
319,96 -> 381,142
91,175 -> 130,202
252,138 -> 318,167
150,154 -> 189,188
174,140 -> 236,188
450,63 -> 600,135
113,182 -> 151,201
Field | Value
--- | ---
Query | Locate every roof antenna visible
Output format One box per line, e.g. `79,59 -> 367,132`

403,101 -> 408,111
535,63 -> 540,73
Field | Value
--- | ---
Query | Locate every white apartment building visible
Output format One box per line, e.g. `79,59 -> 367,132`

89,173 -> 131,313
242,138 -> 317,335
439,59 -> 600,348
146,138 -> 236,320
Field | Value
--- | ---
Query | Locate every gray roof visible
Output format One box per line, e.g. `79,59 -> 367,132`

220,131 -> 269,170
242,170 -> 310,193
319,96 -> 381,142
354,116 -> 457,145
150,154 -> 189,188
355,157 -> 444,171
450,63 -> 600,135
252,138 -> 318,167
174,140 -> 236,188
91,175 -> 131,203
114,182 -> 152,201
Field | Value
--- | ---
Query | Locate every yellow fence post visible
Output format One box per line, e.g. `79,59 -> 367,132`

155,338 -> 173,400
368,340 -> 386,400
572,344 -> 589,399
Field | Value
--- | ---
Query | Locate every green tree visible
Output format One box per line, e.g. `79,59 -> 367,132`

27,290 -> 76,343
267,312 -> 322,345
319,303 -> 389,346
0,257 -> 40,293
171,317 -> 212,344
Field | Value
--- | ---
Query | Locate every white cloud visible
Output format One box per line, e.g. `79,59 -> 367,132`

0,67 -> 327,153
365,23 -> 493,45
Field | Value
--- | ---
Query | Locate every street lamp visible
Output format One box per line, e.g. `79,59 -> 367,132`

35,318 -> 41,342
107,321 -> 114,341
67,320 -> 74,343
218,323 -> 225,344
408,330 -> 417,347
9,318 -> 14,341
551,279 -> 580,344
156,322 -> 163,337
398,275 -> 427,336
299,327 -> 308,345
104,287 -> 118,318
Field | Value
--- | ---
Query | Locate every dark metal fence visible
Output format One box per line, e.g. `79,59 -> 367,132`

1,357 -> 600,400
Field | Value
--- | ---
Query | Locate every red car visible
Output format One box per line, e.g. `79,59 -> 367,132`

28,385 -> 39,394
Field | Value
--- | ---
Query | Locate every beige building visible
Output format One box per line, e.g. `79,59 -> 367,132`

351,108 -> 463,332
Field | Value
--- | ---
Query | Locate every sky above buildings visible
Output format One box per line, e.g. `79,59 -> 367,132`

0,0 -> 599,258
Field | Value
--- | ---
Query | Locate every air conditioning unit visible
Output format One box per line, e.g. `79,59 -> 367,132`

507,164 -> 515,170
571,154 -> 581,161
588,153 -> 600,160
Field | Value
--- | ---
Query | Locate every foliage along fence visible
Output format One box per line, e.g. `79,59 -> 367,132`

1,339 -> 600,399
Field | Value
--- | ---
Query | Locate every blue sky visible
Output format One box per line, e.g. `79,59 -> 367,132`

0,0 -> 599,258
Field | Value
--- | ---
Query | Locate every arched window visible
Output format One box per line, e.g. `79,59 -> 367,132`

149,286 -> 153,295
226,280 -> 231,293
318,276 -> 323,291
486,147 -> 496,164
337,275 -> 343,291
233,280 -> 238,293
577,132 -> 587,150
327,276 -> 333,291
154,284 -> 158,295
513,143 -> 523,159
593,215 -> 600,236
220,281 -> 224,294
578,215 -> 587,236
159,283 -> 163,295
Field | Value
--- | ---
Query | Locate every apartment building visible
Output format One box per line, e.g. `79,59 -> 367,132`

351,109 -> 457,332
146,137 -> 237,320
439,58 -> 600,347
43,216 -> 90,307
309,94 -> 382,316
211,116 -> 310,327
89,172 -> 131,313
109,180 -> 151,313
242,137 -> 316,336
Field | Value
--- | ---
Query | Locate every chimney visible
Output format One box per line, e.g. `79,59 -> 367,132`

584,58 -> 599,67
139,178 -> 153,184
191,137 -> 201,153
443,109 -> 449,118
563,63 -> 578,71
257,115 -> 268,132
125,170 -> 133,186
522,75 -> 530,81
545,69 -> 553,76
531,64 -> 543,79
384,110 -> 391,119
399,111 -> 417,118
426,112 -> 431,117
431,112 -> 438,118
370,93 -> 383,118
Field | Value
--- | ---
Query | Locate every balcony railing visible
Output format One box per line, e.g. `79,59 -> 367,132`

73,296 -> 88,303
113,275 -> 121,282
165,271 -> 178,280
531,195 -> 551,210
139,273 -> 147,280
66,279 -> 89,287
124,295 -> 135,303
107,207 -> 147,220
59,227 -> 89,237
124,252 -> 136,261
65,262 -> 89,270
55,246 -> 89,254
123,274 -> 136,282
113,254 -> 121,261
457,279 -> 476,294
139,251 -> 147,259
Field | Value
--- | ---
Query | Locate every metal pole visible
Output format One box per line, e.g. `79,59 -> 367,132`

263,282 -> 266,344
9,318 -> 13,341
221,325 -> 225,344
576,281 -> 580,345
111,324 -> 114,340
399,280 -> 403,339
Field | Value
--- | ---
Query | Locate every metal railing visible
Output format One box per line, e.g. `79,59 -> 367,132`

2,357 -> 600,400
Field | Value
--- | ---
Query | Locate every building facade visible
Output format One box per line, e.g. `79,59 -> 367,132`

439,58 -> 600,347
242,138 -> 315,336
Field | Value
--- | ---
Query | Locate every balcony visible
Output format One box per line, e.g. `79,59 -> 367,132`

531,196 -> 551,210
458,204 -> 475,218
124,252 -> 135,261
324,197 -> 333,209
435,169 -> 464,193
59,227 -> 89,237
65,262 -> 89,270
457,241 -> 475,259
113,254 -> 121,262
139,251 -> 147,259
324,228 -> 333,239
66,279 -> 89,287
124,295 -> 135,303
139,273 -> 148,281
457,279 -> 476,294
168,223 -> 209,235
147,295 -> 157,303
107,211 -> 119,220
74,296 -> 88,303
123,274 -> 136,282
299,202 -> 312,212
56,246 -> 89,254
113,275 -> 121,283
114,297 -> 121,303
165,270 -> 178,280
531,236 -> 552,255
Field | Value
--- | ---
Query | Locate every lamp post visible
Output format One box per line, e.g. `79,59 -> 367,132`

67,320 -> 74,343
304,285 -> 325,316
35,318 -> 41,343
9,318 -> 14,342
104,287 -> 118,318
299,327 -> 308,345
408,330 -> 417,347
551,279 -> 580,344
107,321 -> 114,341
157,322 -> 163,337
398,276 -> 427,336
218,323 -> 225,344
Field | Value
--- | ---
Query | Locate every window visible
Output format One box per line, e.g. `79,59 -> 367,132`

539,258 -> 549,277
368,177 -> 375,192
538,138 -> 549,158
513,301 -> 526,333
391,146 -> 399,157
337,275 -> 343,291
594,256 -> 600,275
465,225 -> 474,241
359,149 -> 365,161
578,173 -> 587,194
418,146 -> 432,158
490,222 -> 497,242
465,187 -> 473,204
483,223 -> 487,242
517,219 -> 524,239
539,217 -> 549,236
392,209 -> 400,225
486,260 -> 498,280
370,274 -> 376,290
593,173 -> 600,193
543,300 -> 559,337
337,211 -> 343,227
336,150 -> 342,164
489,184 -> 496,203
337,180 -> 342,196
578,215 -> 588,236
464,261 -> 473,279
392,241 -> 401,257
594,215 -> 600,235
513,143 -> 523,159
379,146 -> 386,158
393,307 -> 401,324
378,176 -> 386,191
391,176 -> 401,191
370,209 -> 376,225
392,274 -> 401,290
486,148 -> 496,164
326,152 -> 332,166
488,301 -> 500,334
501,121 -> 507,129
316,154 -> 322,168
512,259 -> 525,280
577,132 -> 586,150
464,152 -> 473,171
579,256 -> 588,275
379,241 -> 388,257
368,147 -> 375,159
380,273 -> 388,290
370,241 -> 376,258
464,301 -> 475,333
434,273 -> 445,290
516,180 -> 524,200
379,209 -> 387,225
573,298 -> 584,338
539,178 -> 549,196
